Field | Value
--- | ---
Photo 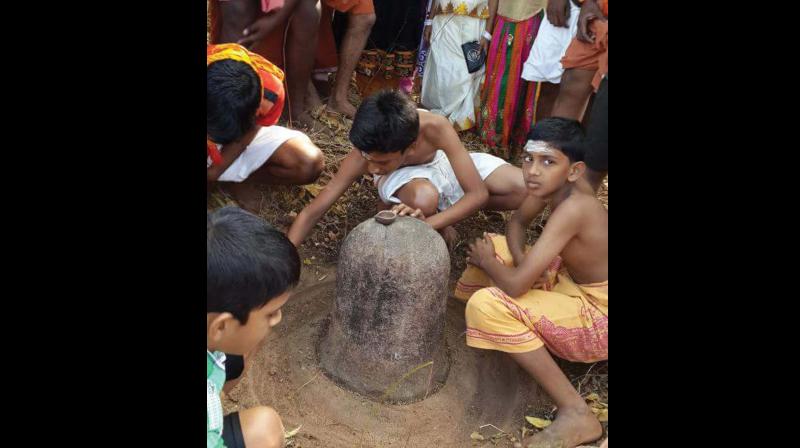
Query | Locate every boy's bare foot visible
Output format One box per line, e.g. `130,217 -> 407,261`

327,96 -> 357,118
522,407 -> 602,448
441,225 -> 459,251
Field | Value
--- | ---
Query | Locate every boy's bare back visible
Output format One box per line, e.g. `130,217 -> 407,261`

396,110 -> 453,166
546,189 -> 608,285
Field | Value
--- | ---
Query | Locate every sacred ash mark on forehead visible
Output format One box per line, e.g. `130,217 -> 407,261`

524,140 -> 556,156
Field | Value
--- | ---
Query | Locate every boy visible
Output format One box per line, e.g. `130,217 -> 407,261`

208,206 -> 301,448
207,44 -> 324,211
287,89 -> 528,247
455,118 -> 607,448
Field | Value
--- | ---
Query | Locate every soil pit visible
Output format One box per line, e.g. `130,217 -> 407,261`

223,264 -> 551,447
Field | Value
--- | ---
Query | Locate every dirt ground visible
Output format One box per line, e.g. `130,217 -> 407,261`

222,263 -> 608,447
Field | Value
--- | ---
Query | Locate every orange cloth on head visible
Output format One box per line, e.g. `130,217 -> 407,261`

207,43 -> 285,127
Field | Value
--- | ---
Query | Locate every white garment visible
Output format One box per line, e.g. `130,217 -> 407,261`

208,125 -> 306,183
421,14 -> 486,131
374,150 -> 507,211
521,1 -> 580,83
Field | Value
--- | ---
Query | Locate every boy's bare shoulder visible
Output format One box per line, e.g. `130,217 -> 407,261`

550,191 -> 606,226
420,111 -> 450,135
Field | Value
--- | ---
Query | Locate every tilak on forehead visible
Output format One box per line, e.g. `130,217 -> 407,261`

524,140 -> 557,156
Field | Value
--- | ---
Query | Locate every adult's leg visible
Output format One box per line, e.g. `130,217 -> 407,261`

218,0 -> 260,43
583,75 -> 608,191
550,68 -> 595,121
286,0 -> 322,127
328,11 -> 376,117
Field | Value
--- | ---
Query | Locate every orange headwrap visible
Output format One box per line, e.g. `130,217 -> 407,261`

207,44 -> 286,166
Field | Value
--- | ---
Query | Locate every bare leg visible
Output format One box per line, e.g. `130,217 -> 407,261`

533,82 -> 560,121
306,80 -> 324,111
286,0 -> 321,128
226,135 -> 324,213
394,179 -> 460,249
250,135 -> 325,185
238,406 -> 286,448
550,69 -> 595,121
482,165 -> 528,211
510,348 -> 602,448
218,0 -> 259,43
328,13 -> 376,117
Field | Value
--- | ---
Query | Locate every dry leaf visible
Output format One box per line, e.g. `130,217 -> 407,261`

525,416 -> 552,429
470,432 -> 484,441
304,184 -> 323,197
585,393 -> 600,402
303,258 -> 312,265
595,408 -> 608,422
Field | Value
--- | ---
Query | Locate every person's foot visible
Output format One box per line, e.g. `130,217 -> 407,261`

327,96 -> 357,118
292,110 -> 321,132
306,81 -> 324,111
522,406 -> 602,448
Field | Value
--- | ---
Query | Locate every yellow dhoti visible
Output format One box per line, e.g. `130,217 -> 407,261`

456,235 -> 608,363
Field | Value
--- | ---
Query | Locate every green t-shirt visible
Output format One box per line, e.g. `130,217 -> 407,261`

207,351 -> 227,448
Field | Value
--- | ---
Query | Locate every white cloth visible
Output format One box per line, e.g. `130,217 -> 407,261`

521,1 -> 580,83
421,13 -> 486,131
375,150 -> 507,211
208,125 -> 306,183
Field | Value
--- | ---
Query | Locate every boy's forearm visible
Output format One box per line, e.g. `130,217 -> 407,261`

288,206 -> 323,247
480,259 -> 524,297
506,219 -> 527,266
425,190 -> 488,230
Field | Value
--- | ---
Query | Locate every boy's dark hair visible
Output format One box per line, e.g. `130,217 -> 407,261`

528,117 -> 586,163
349,89 -> 419,153
208,206 -> 300,324
207,59 -> 261,145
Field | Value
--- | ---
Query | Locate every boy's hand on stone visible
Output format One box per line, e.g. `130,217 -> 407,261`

392,203 -> 426,220
466,233 -> 495,268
